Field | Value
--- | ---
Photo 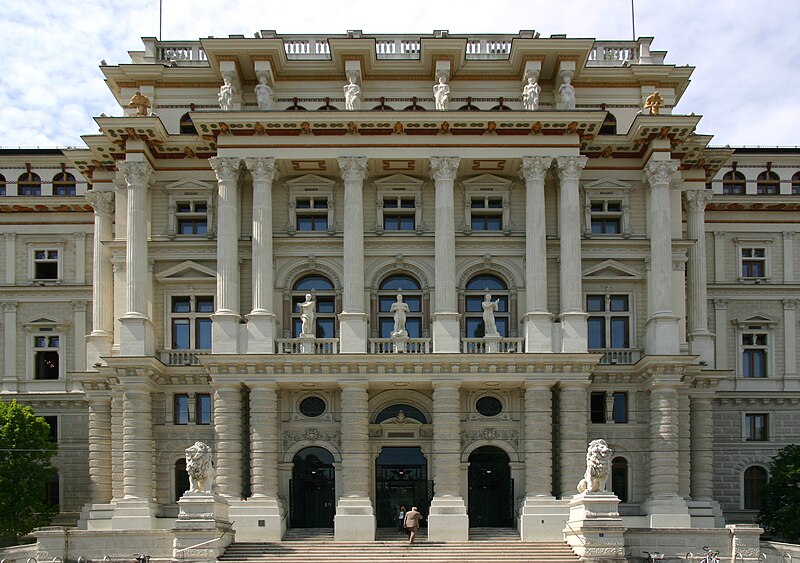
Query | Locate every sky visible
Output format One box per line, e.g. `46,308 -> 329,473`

1,0 -> 798,149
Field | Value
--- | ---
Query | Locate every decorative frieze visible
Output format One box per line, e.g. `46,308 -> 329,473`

461,427 -> 519,450
282,428 -> 341,449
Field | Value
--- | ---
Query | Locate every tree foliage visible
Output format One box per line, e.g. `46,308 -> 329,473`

758,444 -> 800,542
0,400 -> 58,547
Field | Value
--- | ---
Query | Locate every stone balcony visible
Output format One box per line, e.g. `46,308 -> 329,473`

591,348 -> 642,365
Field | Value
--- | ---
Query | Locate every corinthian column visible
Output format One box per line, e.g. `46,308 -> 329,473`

428,380 -> 468,541
555,156 -> 588,352
429,157 -> 461,352
644,159 -> 680,355
85,190 -> 115,368
338,157 -> 369,353
117,160 -> 154,356
210,157 -> 242,354
245,157 -> 277,354
685,189 -> 714,365
334,380 -> 375,541
520,157 -> 554,352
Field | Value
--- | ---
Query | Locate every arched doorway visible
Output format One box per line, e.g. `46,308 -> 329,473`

375,446 -> 430,528
468,446 -> 513,527
290,447 -> 335,528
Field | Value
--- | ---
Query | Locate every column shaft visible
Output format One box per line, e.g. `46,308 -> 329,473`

555,157 -> 587,313
521,158 -> 552,311
644,160 -> 679,316
339,158 -> 368,313
339,382 -> 370,497
87,393 -> 113,503
690,395 -> 714,500
430,158 -> 459,313
677,392 -> 691,498
121,386 -> 154,499
118,162 -> 152,316
432,381 -> 462,497
213,384 -> 243,498
86,191 -> 115,334
685,190 -> 712,334
524,382 -> 553,496
245,158 -> 276,314
210,157 -> 242,315
649,385 -> 680,496
250,382 -> 279,497
559,383 -> 588,497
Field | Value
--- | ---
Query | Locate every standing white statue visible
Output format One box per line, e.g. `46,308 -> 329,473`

390,294 -> 410,337
433,76 -> 450,111
298,293 -> 316,336
218,74 -> 235,111
255,76 -> 273,111
559,75 -> 576,110
343,77 -> 361,111
184,441 -> 216,494
482,293 -> 500,336
522,77 -> 541,111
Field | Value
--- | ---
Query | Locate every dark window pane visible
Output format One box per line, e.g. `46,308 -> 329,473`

466,296 -> 483,312
476,396 -> 502,417
195,318 -> 212,349
609,295 -> 628,312
380,318 -> 395,339
611,458 -> 628,502
294,275 -> 334,291
404,295 -> 421,311
172,319 -> 190,349
300,396 -> 326,418
588,317 -> 606,349
586,296 -> 605,312
196,297 -> 214,312
35,351 -> 59,380
172,297 -> 191,313
196,394 -> 212,425
466,317 -> 484,338
612,392 -> 628,423
610,318 -> 629,348
175,459 -> 190,501
466,275 -> 506,291
174,395 -> 189,424
590,392 -> 606,423
317,297 -> 335,313
317,319 -> 334,338
35,262 -> 58,280
297,216 -> 313,231
406,318 -> 421,338
43,416 -> 58,442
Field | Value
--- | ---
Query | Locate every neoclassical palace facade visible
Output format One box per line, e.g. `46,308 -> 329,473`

1,29 -> 798,557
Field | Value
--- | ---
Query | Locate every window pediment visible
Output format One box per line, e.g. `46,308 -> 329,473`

583,260 -> 642,280
732,314 -> 778,329
156,261 -> 216,283
163,178 -> 213,194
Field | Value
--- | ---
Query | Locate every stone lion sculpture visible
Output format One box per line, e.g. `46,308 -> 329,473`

577,439 -> 612,494
185,441 -> 216,494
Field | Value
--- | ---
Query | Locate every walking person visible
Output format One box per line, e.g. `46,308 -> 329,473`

397,505 -> 407,535
403,506 -> 424,544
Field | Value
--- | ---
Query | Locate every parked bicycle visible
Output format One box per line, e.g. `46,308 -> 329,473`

643,551 -> 664,562
699,546 -> 720,563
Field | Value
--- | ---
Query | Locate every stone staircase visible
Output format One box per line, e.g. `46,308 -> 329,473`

219,528 -> 579,563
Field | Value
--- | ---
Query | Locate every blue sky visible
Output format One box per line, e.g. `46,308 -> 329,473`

1,0 -> 798,148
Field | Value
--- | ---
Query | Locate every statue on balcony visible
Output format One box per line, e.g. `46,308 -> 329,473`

343,77 -> 361,111
433,76 -> 450,111
643,91 -> 664,115
559,75 -> 576,110
298,293 -> 316,337
255,76 -> 273,111
128,91 -> 151,117
522,77 -> 541,111
390,294 -> 410,337
218,74 -> 235,111
482,294 -> 500,337
185,441 -> 215,494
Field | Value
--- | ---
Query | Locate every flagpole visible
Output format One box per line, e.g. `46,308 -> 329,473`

159,0 -> 163,41
631,0 -> 636,40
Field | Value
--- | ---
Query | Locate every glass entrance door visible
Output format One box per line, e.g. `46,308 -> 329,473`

375,446 -> 429,527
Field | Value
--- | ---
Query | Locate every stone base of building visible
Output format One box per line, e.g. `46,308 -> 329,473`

110,496 -> 159,529
518,496 -> 569,541
642,495 -> 691,528
687,499 -> 725,528
427,496 -> 469,542
77,502 -> 114,530
334,497 -> 376,541
172,492 -> 234,563
228,496 -> 286,542
563,492 -> 626,562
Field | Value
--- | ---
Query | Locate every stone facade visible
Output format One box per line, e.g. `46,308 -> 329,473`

0,29 -> 797,560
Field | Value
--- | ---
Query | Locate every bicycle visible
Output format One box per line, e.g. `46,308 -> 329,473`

699,546 -> 720,563
643,551 -> 664,562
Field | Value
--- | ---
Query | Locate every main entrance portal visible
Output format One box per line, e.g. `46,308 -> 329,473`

468,446 -> 513,527
290,447 -> 335,528
375,446 -> 430,527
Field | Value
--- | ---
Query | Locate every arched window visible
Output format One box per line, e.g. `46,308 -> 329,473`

757,171 -> 780,195
465,274 -> 509,337
52,172 -> 76,196
403,98 -> 426,111
18,172 -> 42,196
372,98 -> 394,111
174,458 -> 190,501
179,112 -> 197,135
599,113 -> 617,135
792,171 -> 800,195
489,97 -> 511,111
292,275 -> 336,338
0,173 -> 5,196
286,98 -> 307,111
611,457 -> 628,503
375,403 -> 427,424
317,98 -> 338,111
457,97 -> 480,111
743,465 -> 768,509
378,274 -> 423,338
722,170 -> 746,195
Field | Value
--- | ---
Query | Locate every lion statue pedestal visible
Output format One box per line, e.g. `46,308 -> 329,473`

563,439 -> 626,562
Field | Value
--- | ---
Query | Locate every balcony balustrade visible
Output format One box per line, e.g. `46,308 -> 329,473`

592,348 -> 642,365
461,337 -> 523,353
160,350 -> 209,366
276,338 -> 339,354
369,338 -> 432,354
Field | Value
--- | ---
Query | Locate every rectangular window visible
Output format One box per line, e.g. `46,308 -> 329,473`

170,296 -> 214,350
382,196 -> 416,231
587,294 -> 631,350
54,184 -> 77,196
174,394 -> 190,425
612,392 -> 628,423
42,415 -> 58,442
741,248 -> 766,279
590,392 -> 606,423
742,332 -> 768,378
176,201 -> 209,235
296,197 -> 329,231
34,335 -> 60,380
745,413 -> 768,441
196,393 -> 212,425
20,183 -> 42,196
470,197 -> 503,231
590,200 -> 622,234
33,250 -> 59,280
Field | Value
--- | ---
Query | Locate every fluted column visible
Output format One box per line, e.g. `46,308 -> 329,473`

690,394 -> 714,500
559,382 -> 588,497
520,157 -> 554,352
644,160 -> 681,354
338,157 -> 369,353
210,157 -> 242,354
86,190 -> 115,368
429,157 -> 461,352
523,381 -> 553,496
245,158 -> 277,354
117,161 -> 154,356
213,383 -> 243,498
334,380 -> 375,541
685,188 -> 715,365
86,391 -> 113,505
555,156 -> 588,352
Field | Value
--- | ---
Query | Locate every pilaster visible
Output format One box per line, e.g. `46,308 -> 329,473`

783,299 -> 798,389
3,233 -> 15,284
85,190 -> 115,368
714,300 -> 728,370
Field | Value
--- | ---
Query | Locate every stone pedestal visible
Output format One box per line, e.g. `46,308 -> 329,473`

641,495 -> 691,528
391,332 -> 409,353
211,312 -> 241,354
519,496 -> 569,541
334,497 -> 376,541
119,316 -> 154,356
86,332 -> 113,368
560,311 -> 588,353
689,331 -> 715,367
228,497 -> 285,542
338,311 -> 367,353
428,497 -> 469,542
644,313 -> 681,355
563,492 -> 626,562
111,497 -> 159,529
245,312 -> 276,354
432,311 -> 460,352
484,334 -> 502,353
524,311 -> 553,352
173,492 -> 234,563
299,334 -> 316,354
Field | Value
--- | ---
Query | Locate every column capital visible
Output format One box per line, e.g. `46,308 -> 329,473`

244,157 -> 276,183
337,156 -> 368,182
783,299 -> 798,311
117,161 -> 152,188
519,156 -> 554,182
2,301 -> 17,313
429,157 -> 460,182
554,155 -> 588,182
643,159 -> 679,187
3,232 -> 16,242
784,231 -> 796,241
684,188 -> 713,210
209,156 -> 242,183
85,190 -> 115,215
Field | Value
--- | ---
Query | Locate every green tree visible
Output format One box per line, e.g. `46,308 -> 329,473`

0,400 -> 58,546
758,444 -> 800,542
